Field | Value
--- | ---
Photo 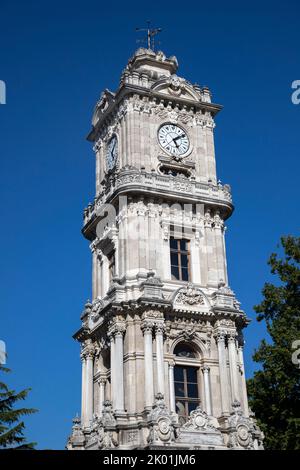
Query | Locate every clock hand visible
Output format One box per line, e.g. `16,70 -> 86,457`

174,134 -> 185,142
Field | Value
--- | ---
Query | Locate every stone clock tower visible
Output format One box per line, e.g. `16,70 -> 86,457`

67,48 -> 263,450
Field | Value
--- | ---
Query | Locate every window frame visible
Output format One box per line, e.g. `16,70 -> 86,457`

169,236 -> 191,282
174,364 -> 201,423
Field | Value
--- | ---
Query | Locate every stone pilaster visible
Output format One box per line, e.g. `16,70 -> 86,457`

141,320 -> 154,410
201,366 -> 212,416
108,321 -> 126,414
85,346 -> 95,427
154,322 -> 165,396
215,332 -> 230,415
238,341 -> 249,417
168,360 -> 176,413
80,351 -> 87,426
228,333 -> 239,403
97,376 -> 106,417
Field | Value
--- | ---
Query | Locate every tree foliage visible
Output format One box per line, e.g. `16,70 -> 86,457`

0,364 -> 37,449
247,236 -> 300,450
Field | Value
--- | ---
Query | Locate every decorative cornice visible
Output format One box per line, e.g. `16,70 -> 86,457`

82,169 -> 233,232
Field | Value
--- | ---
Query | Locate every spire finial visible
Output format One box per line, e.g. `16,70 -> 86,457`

135,21 -> 162,51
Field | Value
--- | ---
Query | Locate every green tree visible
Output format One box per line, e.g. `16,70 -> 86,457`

0,363 -> 37,448
247,236 -> 300,450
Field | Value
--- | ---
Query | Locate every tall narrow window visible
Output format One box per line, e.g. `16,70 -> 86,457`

174,365 -> 200,425
108,251 -> 115,282
170,237 -> 190,281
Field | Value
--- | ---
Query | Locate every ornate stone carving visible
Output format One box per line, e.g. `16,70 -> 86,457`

102,400 -> 116,425
142,309 -> 164,320
179,326 -> 197,341
108,320 -> 126,339
154,322 -> 165,335
89,413 -> 118,450
215,319 -> 235,329
90,297 -> 105,323
81,339 -> 96,360
141,320 -> 154,335
213,211 -> 224,229
147,393 -> 176,446
175,283 -> 205,306
67,416 -> 85,449
182,406 -> 215,431
93,138 -> 103,153
203,210 -> 213,228
176,405 -> 224,447
227,401 -> 264,450
167,74 -> 186,96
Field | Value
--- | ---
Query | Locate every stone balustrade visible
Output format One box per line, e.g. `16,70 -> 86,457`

83,169 -> 232,227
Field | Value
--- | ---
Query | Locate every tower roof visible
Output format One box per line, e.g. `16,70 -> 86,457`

126,48 -> 178,78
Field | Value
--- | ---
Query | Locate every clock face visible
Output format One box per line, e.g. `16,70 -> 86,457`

158,124 -> 190,157
106,135 -> 118,170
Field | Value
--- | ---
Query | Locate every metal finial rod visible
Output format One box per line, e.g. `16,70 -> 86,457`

135,21 -> 162,51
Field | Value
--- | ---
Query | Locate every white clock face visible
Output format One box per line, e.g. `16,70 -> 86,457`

106,135 -> 118,170
158,124 -> 190,157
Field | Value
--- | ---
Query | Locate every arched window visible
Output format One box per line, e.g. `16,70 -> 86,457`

174,343 -> 196,358
173,342 -> 200,425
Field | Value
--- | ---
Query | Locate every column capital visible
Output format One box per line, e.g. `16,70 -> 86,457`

89,237 -> 101,253
85,348 -> 95,359
81,341 -> 96,360
108,321 -> 126,339
214,331 -> 226,343
228,332 -> 237,343
141,320 -> 154,335
98,376 -> 106,385
168,360 -> 175,368
201,365 -> 210,373
213,211 -> 224,230
204,209 -> 213,228
154,322 -> 165,335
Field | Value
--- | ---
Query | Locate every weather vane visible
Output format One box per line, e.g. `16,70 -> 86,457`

135,21 -> 162,51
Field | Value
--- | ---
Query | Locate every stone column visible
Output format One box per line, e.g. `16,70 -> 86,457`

238,342 -> 249,417
112,228 -> 119,277
91,248 -> 97,299
85,349 -> 94,427
109,334 -> 116,409
96,249 -> 103,298
201,366 -> 212,416
204,210 -> 217,286
168,361 -> 176,413
216,333 -> 230,414
114,324 -> 126,413
155,323 -> 165,396
228,333 -> 239,402
141,321 -> 154,410
213,211 -> 226,285
98,377 -> 106,417
80,352 -> 87,425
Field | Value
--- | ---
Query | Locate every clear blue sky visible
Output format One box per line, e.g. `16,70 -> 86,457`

0,0 -> 299,450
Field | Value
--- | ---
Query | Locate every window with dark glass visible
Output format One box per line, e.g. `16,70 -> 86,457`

174,343 -> 196,358
174,365 -> 200,425
108,251 -> 115,282
170,237 -> 190,281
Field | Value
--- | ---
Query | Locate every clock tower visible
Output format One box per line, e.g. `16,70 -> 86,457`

67,48 -> 263,450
